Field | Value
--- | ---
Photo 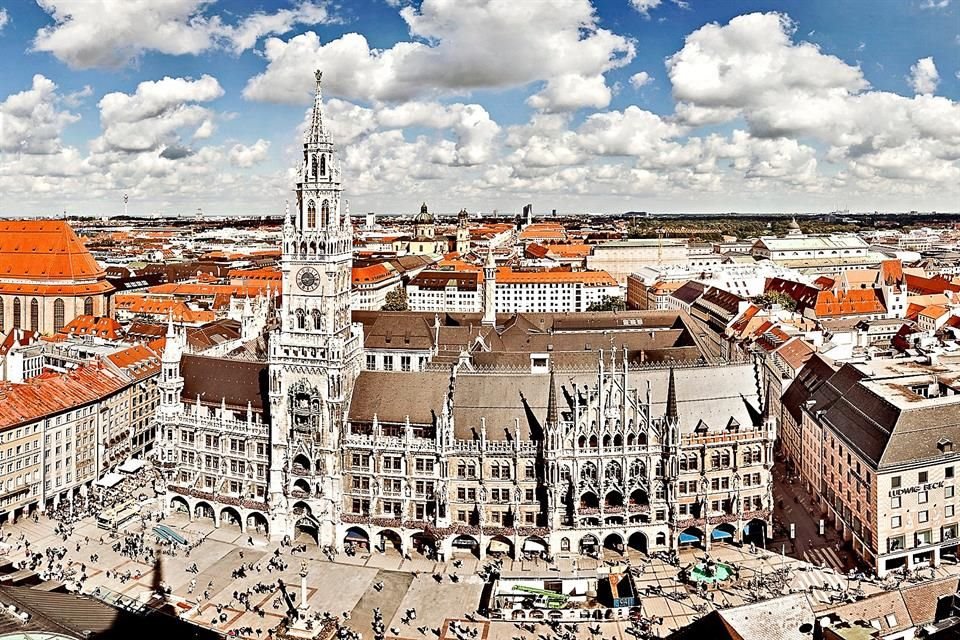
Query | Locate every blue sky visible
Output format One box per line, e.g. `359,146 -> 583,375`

0,0 -> 958,216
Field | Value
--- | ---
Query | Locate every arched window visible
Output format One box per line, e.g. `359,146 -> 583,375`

312,310 -> 322,331
321,199 -> 330,226
655,532 -> 666,546
53,299 -> 65,331
311,155 -> 318,180
560,537 -> 570,552
29,299 -> 38,331
320,154 -> 326,176
13,298 -> 20,329
307,200 -> 316,227
84,296 -> 94,316
296,309 -> 306,329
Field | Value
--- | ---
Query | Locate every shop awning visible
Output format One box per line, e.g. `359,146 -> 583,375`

488,540 -> 511,553
344,530 -> 369,542
95,472 -> 124,488
118,458 -> 145,474
678,532 -> 701,544
711,529 -> 733,540
523,539 -> 547,552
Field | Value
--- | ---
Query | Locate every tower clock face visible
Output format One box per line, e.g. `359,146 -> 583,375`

296,267 -> 320,292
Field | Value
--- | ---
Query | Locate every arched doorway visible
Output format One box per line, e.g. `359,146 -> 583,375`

711,523 -> 737,545
344,526 -> 370,551
220,506 -> 242,530
294,518 -> 319,546
629,489 -> 648,507
628,531 -> 647,554
379,529 -> 403,554
451,535 -> 480,558
246,512 -> 269,537
170,496 -> 190,515
412,532 -> 438,558
487,535 -> 514,558
604,491 -> 623,508
579,534 -> 599,555
678,527 -> 704,548
194,501 -> 214,522
603,533 -> 624,555
580,492 -> 599,510
743,519 -> 767,546
522,536 -> 549,559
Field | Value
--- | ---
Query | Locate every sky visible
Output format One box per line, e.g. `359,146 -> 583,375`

0,0 -> 958,217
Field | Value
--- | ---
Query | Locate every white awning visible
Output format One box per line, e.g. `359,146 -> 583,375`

488,540 -> 511,553
118,458 -> 145,474
95,472 -> 125,488
523,539 -> 546,552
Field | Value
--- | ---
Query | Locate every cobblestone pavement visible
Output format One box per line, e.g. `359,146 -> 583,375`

3,497 -> 959,639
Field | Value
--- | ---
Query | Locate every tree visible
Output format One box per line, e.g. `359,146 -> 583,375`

587,296 -> 626,312
752,291 -> 796,312
381,287 -> 409,311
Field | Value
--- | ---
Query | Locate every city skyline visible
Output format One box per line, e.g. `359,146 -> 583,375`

1,0 -> 958,217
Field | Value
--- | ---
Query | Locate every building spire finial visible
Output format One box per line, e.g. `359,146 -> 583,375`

666,367 -> 678,423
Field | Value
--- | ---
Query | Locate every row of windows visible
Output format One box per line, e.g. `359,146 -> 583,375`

0,297 -> 95,332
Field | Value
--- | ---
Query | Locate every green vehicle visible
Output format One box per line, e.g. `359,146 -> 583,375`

512,585 -> 569,609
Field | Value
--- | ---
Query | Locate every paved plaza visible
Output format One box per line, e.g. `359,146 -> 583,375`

2,497 -> 959,640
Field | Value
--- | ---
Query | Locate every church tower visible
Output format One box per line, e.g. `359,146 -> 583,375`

268,70 -> 363,545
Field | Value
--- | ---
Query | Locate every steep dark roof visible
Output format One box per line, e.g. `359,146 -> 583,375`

782,354 -> 838,423
349,370 -> 450,425
180,354 -> 268,412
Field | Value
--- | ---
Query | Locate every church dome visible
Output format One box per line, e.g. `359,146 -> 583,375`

414,202 -> 434,223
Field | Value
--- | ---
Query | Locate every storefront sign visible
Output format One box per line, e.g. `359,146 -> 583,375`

889,481 -> 944,497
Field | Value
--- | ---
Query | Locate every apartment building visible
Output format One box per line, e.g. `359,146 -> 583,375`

407,271 -> 482,313
494,269 -> 620,314
0,365 -> 142,521
788,358 -> 960,576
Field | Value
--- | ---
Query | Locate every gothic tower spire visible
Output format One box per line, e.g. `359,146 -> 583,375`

666,367 -> 678,424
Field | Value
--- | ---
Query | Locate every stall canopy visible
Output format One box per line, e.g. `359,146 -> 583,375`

118,458 -> 145,474
523,539 -> 547,552
95,472 -> 124,488
711,529 -> 733,541
488,539 -> 511,553
678,532 -> 701,544
344,530 -> 368,542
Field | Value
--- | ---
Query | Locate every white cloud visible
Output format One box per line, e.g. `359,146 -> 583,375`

667,12 -> 868,127
908,56 -> 940,95
0,74 -> 79,154
243,0 -> 634,108
0,8 -> 10,32
527,74 -> 612,112
95,75 -> 223,153
32,0 -> 333,69
322,99 -> 500,167
629,0 -> 662,17
630,71 -> 653,88
920,0 -> 950,8
229,139 -> 271,168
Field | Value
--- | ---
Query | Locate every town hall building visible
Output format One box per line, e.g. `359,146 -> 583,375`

155,71 -> 775,560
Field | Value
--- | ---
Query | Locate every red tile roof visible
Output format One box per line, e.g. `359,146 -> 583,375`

0,365 -> 129,429
0,220 -> 107,281
59,315 -> 122,340
0,329 -> 38,355
814,288 -> 886,317
352,264 -> 397,285
106,344 -> 161,380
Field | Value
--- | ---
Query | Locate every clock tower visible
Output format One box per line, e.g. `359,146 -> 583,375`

267,70 -> 363,545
